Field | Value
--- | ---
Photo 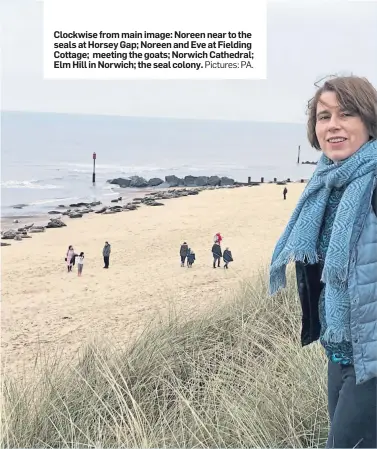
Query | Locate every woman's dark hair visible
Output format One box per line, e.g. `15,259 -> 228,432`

79,252 -> 84,257
307,76 -> 377,150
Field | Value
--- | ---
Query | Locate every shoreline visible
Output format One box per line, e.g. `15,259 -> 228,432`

1,179 -> 308,235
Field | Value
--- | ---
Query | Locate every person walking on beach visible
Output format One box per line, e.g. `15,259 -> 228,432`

223,247 -> 233,269
180,241 -> 189,267
283,187 -> 288,200
212,241 -> 222,268
187,248 -> 196,267
77,252 -> 84,276
65,245 -> 75,273
269,75 -> 377,449
103,242 -> 111,269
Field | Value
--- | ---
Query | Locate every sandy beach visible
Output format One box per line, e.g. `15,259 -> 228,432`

1,183 -> 305,376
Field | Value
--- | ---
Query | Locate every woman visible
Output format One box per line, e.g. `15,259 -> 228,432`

66,245 -> 75,273
269,76 -> 377,448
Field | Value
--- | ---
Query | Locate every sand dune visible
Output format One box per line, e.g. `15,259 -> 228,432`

1,183 -> 305,375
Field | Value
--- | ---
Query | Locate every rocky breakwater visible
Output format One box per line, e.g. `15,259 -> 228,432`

107,174 -> 236,188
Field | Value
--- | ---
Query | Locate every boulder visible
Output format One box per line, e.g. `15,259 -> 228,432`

148,177 -> 164,187
195,176 -> 209,186
29,228 -> 45,233
165,175 -> 183,187
129,176 -> 148,188
208,176 -> 221,186
58,205 -> 66,208
183,176 -> 198,187
1,242 -> 11,246
90,201 -> 102,207
108,178 -> 131,187
69,213 -> 83,219
220,177 -> 235,186
48,211 -> 62,215
14,235 -> 22,241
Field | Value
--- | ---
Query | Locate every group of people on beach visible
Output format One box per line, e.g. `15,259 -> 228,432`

179,232 -> 234,269
65,241 -> 112,275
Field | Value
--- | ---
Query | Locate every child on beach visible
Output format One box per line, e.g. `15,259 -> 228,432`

187,248 -> 196,267
77,252 -> 84,276
223,247 -> 234,269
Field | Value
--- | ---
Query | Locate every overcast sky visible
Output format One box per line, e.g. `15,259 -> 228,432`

1,0 -> 376,123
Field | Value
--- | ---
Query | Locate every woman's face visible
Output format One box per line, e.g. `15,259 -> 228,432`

315,91 -> 369,162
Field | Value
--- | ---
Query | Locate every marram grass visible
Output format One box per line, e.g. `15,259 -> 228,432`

1,266 -> 329,448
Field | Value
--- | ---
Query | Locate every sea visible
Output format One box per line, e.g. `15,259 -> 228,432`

1,111 -> 317,219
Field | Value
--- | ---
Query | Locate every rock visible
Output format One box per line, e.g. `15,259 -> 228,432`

14,235 -> 22,241
12,204 -> 28,209
129,176 -> 148,188
24,223 -> 34,230
58,205 -> 66,208
165,175 -> 184,187
195,176 -> 209,186
69,213 -> 83,219
108,177 -> 132,187
13,219 -> 19,224
1,242 -> 11,246
149,201 -> 164,206
48,210 -> 62,215
208,176 -> 221,186
183,176 -> 198,187
220,177 -> 235,186
148,177 -> 164,187
21,235 -> 32,238
46,219 -> 66,228
276,181 -> 287,185
29,228 -> 45,233
2,230 -> 18,239
111,199 -> 120,203
90,201 -> 102,207
103,210 -> 117,214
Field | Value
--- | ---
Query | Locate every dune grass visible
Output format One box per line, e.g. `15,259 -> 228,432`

1,267 -> 329,448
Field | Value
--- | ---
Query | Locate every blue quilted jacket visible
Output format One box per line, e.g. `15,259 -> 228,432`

296,171 -> 377,385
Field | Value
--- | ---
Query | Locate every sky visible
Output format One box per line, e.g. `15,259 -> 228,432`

1,0 -> 377,123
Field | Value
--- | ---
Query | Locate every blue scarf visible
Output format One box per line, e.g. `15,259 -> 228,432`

269,140 -> 377,343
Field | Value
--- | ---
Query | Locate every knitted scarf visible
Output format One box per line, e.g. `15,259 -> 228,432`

269,139 -> 377,343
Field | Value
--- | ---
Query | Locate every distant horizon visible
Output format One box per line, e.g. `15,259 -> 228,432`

1,109 -> 307,126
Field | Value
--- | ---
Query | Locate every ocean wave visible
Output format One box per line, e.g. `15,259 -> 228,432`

1,180 -> 59,190
29,197 -> 79,206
